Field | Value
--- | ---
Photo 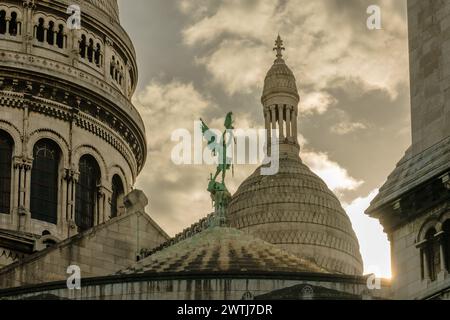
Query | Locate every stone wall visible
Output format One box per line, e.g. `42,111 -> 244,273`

408,0 -> 450,155
0,275 -> 391,300
0,191 -> 169,289
390,203 -> 450,299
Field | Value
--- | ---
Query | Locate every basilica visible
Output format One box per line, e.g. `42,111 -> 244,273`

0,0 -> 448,300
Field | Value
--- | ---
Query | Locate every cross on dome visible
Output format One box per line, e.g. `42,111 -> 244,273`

273,35 -> 285,61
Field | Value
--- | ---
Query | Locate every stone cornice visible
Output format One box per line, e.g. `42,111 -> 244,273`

0,71 -> 145,174
0,89 -> 139,179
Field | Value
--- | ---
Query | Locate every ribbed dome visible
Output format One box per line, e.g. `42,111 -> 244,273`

262,59 -> 299,99
119,227 -> 327,275
84,0 -> 120,22
228,157 -> 364,275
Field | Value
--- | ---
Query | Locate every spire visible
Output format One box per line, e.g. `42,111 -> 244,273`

273,35 -> 285,62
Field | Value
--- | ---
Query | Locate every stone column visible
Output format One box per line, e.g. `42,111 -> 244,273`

436,231 -> 447,274
64,168 -> 79,238
22,0 -> 36,54
43,24 -> 47,43
292,109 -> 298,144
100,186 -> 113,222
286,106 -> 291,141
97,186 -> 110,224
278,105 -> 285,140
11,157 -> 20,225
60,168 -> 68,233
13,156 -> 33,232
105,37 -> 114,81
264,108 -> 271,154
270,106 -> 277,133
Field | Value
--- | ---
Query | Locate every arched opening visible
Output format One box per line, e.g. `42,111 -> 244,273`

443,220 -> 450,272
30,139 -> 61,224
36,18 -> 45,42
56,24 -> 64,48
110,175 -> 125,218
75,155 -> 100,232
79,34 -> 86,58
9,12 -> 17,36
0,10 -> 6,34
87,38 -> 94,63
0,131 -> 13,214
425,228 -> 440,281
46,21 -> 54,45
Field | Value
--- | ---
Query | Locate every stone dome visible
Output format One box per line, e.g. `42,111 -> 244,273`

262,59 -> 299,100
84,0 -> 120,22
227,156 -> 364,275
119,226 -> 327,275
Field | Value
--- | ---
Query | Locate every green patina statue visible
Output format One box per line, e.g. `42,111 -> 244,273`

200,112 -> 235,225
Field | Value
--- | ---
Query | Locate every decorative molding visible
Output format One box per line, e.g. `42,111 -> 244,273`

0,82 -> 140,177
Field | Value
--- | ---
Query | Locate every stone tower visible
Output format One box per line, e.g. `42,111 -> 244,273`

0,0 -> 146,266
228,37 -> 364,276
366,0 -> 450,300
262,35 -> 300,159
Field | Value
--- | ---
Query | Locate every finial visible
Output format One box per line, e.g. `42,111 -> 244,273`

273,35 -> 285,61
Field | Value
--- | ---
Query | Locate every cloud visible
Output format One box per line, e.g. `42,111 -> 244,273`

302,150 -> 364,193
331,121 -> 367,135
133,81 -> 218,235
343,190 -> 392,278
182,0 -> 278,46
196,39 -> 270,95
134,81 -> 213,150
179,0 -> 408,103
300,91 -> 337,115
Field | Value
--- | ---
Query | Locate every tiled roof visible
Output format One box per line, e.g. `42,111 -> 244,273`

367,136 -> 450,214
119,227 -> 327,275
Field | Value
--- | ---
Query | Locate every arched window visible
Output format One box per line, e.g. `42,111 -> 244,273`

30,139 -> 60,224
443,220 -> 450,273
79,34 -> 86,58
425,228 -> 440,281
87,38 -> 94,62
36,18 -> 45,42
9,12 -> 17,36
0,131 -> 13,214
46,21 -> 54,45
0,10 -> 6,34
56,24 -> 64,48
75,155 -> 100,232
111,175 -> 124,218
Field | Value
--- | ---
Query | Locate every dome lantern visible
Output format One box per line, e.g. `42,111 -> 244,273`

262,36 -> 300,158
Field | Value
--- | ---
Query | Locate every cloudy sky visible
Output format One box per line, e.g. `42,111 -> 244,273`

118,0 -> 412,278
